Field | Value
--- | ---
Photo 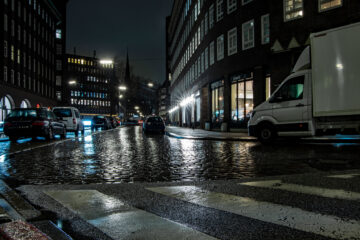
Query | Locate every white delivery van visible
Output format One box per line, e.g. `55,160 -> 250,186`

248,23 -> 360,142
52,107 -> 84,136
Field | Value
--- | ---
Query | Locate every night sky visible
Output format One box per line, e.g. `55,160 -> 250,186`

66,0 -> 173,84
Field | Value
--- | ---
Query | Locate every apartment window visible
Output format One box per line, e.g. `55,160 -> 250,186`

209,4 -> 214,29
284,0 -> 303,21
216,0 -> 224,22
205,12 -> 208,35
4,14 -> 8,31
23,52 -> 26,67
10,70 -> 14,84
228,27 -> 237,56
56,60 -> 62,71
17,25 -> 21,41
242,0 -> 253,5
18,2 -> 21,17
242,20 -> 255,50
24,8 -> 26,22
11,45 -> 14,61
217,35 -> 224,61
23,30 -> 26,44
3,67 -> 7,82
11,0 -> 14,11
56,44 -> 62,55
4,0 -> 7,5
17,49 -> 20,64
17,72 -> 20,86
201,52 -> 205,74
11,20 -> 15,36
56,29 -> 62,39
227,0 -> 237,14
201,20 -> 204,41
319,0 -> 342,12
210,41 -> 215,65
205,47 -> 209,69
4,41 -> 8,58
261,14 -> 270,44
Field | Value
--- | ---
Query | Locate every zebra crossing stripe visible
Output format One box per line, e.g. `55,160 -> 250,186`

240,180 -> 360,201
327,173 -> 360,179
147,186 -> 360,240
45,190 -> 217,240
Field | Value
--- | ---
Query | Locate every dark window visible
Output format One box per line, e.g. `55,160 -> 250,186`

53,109 -> 72,117
147,117 -> 163,123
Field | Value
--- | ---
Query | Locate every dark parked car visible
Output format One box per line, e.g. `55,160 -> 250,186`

107,117 -> 117,128
4,108 -> 66,142
91,116 -> 112,131
142,116 -> 165,134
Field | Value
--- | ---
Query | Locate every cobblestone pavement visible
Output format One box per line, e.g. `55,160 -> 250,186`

0,126 -> 359,185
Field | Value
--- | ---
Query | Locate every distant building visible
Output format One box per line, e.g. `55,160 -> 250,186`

0,0 -> 68,121
167,0 -> 360,130
64,54 -> 118,116
158,80 -> 170,121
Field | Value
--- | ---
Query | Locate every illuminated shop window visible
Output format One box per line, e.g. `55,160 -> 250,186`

284,0 -> 303,21
319,0 -> 342,12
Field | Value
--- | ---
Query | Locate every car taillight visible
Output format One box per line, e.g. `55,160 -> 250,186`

73,118 -> 76,124
32,121 -> 45,126
4,122 -> 12,127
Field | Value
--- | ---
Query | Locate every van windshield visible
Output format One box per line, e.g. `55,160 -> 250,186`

53,109 -> 72,118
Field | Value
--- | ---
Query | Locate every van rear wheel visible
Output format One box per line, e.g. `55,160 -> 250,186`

258,123 -> 276,143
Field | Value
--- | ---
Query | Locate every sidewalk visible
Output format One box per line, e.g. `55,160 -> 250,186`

165,126 -> 256,141
165,126 -> 360,143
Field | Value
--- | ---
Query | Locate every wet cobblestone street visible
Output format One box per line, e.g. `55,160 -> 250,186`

0,126 -> 359,185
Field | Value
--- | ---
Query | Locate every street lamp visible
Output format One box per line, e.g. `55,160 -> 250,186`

135,106 -> 140,110
148,82 -> 154,88
68,80 -> 77,85
119,95 -> 123,99
119,85 -> 127,91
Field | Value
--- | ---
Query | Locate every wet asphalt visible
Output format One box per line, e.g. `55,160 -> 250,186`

0,126 -> 359,185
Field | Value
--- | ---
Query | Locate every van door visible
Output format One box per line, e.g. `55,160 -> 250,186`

270,75 -> 309,132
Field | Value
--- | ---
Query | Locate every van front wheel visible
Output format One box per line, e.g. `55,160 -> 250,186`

258,123 -> 276,143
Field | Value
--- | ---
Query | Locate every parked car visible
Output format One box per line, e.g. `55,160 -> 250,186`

53,107 -> 84,136
143,116 -> 165,134
4,108 -> 66,142
107,117 -> 118,128
91,116 -> 112,131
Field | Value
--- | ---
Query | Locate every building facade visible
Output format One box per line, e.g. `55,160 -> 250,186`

64,54 -> 118,116
167,0 -> 360,130
0,0 -> 68,121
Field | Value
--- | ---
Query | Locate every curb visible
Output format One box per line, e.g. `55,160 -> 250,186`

165,131 -> 257,142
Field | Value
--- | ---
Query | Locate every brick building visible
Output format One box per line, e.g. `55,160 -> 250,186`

166,0 -> 360,130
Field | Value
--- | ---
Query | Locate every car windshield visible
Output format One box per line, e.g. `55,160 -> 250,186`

53,109 -> 72,117
147,117 -> 162,123
7,109 -> 38,119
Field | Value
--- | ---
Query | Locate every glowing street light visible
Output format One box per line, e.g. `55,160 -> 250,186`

135,106 -> 140,110
119,95 -> 123,99
148,82 -> 154,88
68,80 -> 77,85
119,85 -> 127,91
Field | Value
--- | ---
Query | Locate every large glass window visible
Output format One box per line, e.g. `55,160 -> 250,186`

209,4 -> 214,29
211,80 -> 224,123
242,20 -> 254,50
231,74 -> 254,121
284,0 -> 303,21
216,0 -> 224,22
319,0 -> 342,12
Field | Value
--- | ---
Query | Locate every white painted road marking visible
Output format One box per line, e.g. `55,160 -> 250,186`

240,180 -> 360,201
147,186 -> 360,240
45,190 -> 217,240
327,173 -> 360,179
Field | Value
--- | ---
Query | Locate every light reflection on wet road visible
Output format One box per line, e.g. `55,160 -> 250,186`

0,126 -> 359,185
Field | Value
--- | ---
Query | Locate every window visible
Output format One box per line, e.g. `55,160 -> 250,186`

242,0 -> 253,5
216,0 -> 224,22
242,20 -> 255,50
205,12 -> 208,35
10,69 -> 14,84
4,41 -> 8,58
56,29 -> 62,39
4,14 -> 7,31
3,67 -> 7,82
18,2 -> 21,17
201,51 -> 205,74
319,0 -> 342,12
228,27 -> 237,56
211,80 -> 224,123
11,45 -> 14,61
17,49 -> 20,64
284,0 -> 303,21
11,20 -> 15,36
261,14 -> 270,44
209,4 -> 214,29
210,41 -> 215,65
17,25 -> 21,41
274,76 -> 304,101
205,47 -> 209,69
231,76 -> 254,121
11,0 -> 14,11
227,0 -> 237,14
56,76 -> 62,86
217,35 -> 224,61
